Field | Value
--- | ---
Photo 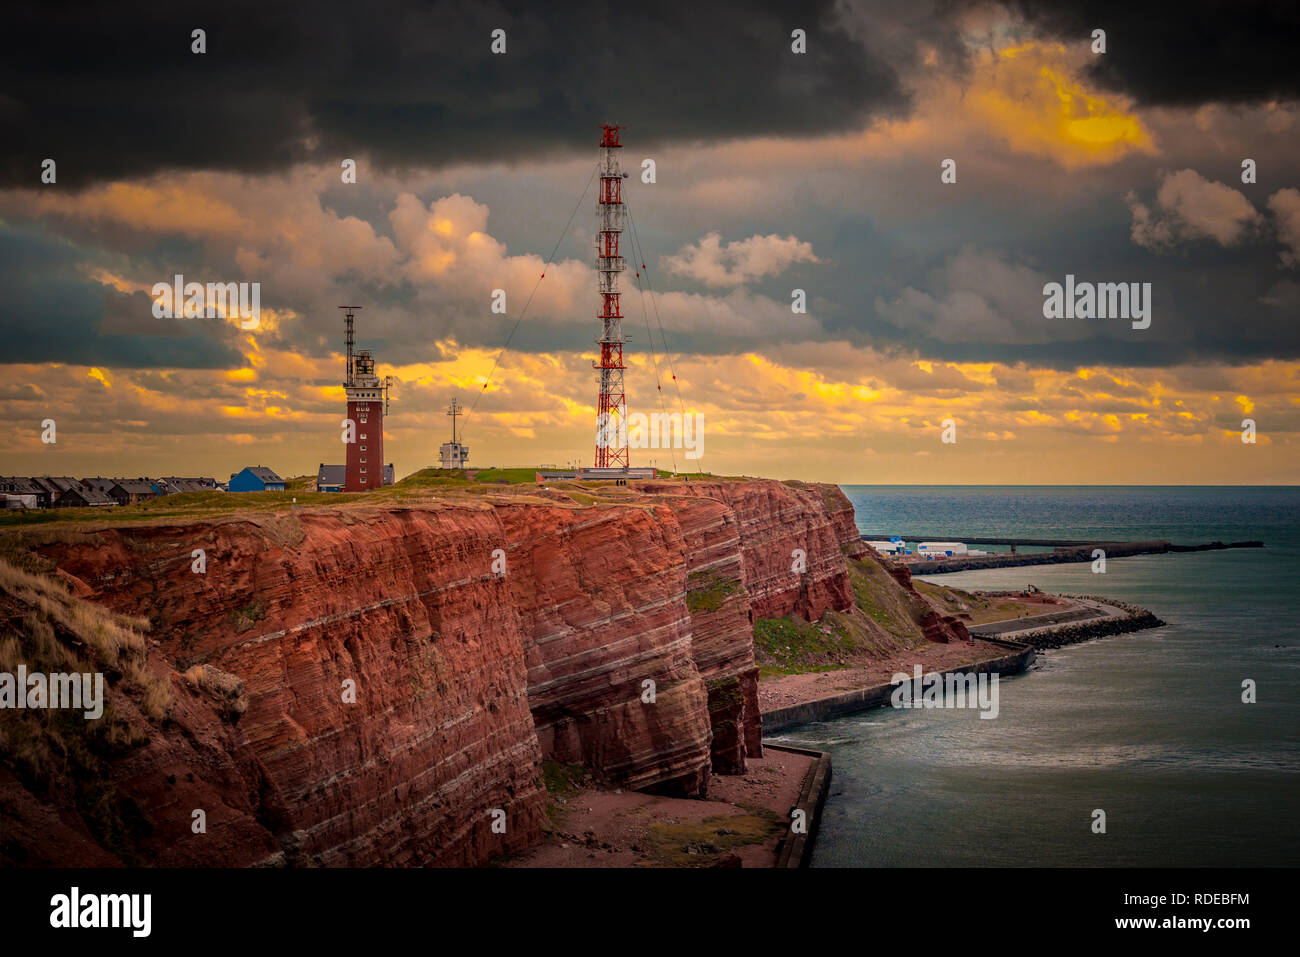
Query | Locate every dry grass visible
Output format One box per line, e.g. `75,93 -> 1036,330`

0,558 -> 171,721
643,810 -> 781,867
0,559 -> 149,663
912,580 -> 1048,625
0,556 -> 175,862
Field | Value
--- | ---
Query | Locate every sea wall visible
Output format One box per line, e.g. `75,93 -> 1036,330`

761,637 -> 1034,733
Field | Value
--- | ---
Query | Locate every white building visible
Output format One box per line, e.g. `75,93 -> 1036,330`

439,441 -> 469,469
918,541 -> 969,557
866,539 -> 908,555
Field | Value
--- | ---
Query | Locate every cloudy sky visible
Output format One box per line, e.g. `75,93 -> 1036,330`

2,0 -> 1297,484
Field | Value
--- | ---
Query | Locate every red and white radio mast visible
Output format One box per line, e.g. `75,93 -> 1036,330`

593,124 -> 629,468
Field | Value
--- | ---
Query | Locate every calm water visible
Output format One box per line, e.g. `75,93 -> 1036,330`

769,487 -> 1300,867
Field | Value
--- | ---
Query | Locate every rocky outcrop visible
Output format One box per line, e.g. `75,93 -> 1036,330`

873,546 -> 972,644
10,478 -> 869,866
920,609 -> 972,644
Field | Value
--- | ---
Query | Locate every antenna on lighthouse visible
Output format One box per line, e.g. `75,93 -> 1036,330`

338,306 -> 362,385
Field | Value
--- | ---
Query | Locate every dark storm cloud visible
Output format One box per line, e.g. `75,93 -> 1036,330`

0,0 -> 905,189
997,0 -> 1300,106
0,224 -> 245,368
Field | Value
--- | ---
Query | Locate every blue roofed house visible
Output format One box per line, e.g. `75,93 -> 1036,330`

316,464 -> 346,492
228,466 -> 286,493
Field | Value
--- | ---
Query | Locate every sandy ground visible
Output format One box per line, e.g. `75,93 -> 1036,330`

757,638 -> 1016,712
504,747 -> 812,868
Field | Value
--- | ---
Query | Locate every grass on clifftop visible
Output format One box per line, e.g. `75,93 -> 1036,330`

0,467 -> 770,531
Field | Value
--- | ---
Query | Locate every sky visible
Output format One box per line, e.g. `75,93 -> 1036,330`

1,0 -> 1297,485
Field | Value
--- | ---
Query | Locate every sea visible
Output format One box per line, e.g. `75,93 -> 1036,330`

767,486 -> 1300,867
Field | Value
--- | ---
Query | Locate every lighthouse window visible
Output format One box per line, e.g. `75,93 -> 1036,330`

359,415 -> 368,423
360,466 -> 367,473
360,434 -> 367,440
360,445 -> 366,451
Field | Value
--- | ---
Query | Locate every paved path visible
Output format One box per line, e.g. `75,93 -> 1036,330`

969,597 -> 1125,638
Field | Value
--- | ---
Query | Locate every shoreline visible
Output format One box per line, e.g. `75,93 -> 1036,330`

760,594 -> 1164,733
761,635 -> 1034,733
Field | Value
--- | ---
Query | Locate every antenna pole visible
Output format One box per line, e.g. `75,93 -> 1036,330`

446,398 -> 462,444
338,306 -> 362,385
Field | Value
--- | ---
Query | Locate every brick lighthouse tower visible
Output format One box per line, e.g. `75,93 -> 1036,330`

339,306 -> 392,491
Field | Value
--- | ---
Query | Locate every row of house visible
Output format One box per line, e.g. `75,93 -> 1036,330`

0,475 -> 221,509
0,463 -> 379,509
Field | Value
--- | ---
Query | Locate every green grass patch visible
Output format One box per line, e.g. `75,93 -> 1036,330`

685,569 -> 743,614
540,759 -> 590,831
752,616 -> 859,677
644,810 -> 781,867
541,760 -> 588,798
393,468 -> 472,489
471,468 -> 541,485
226,601 -> 266,634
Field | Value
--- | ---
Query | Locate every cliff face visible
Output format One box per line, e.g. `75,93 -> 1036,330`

646,481 -> 856,622
26,509 -> 549,867
646,480 -> 864,770
8,478 -> 867,867
496,504 -> 712,796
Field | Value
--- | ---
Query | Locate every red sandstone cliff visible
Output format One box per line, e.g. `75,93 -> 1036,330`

1,479 -> 879,867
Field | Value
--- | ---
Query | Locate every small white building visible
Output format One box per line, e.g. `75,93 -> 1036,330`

439,441 -> 469,469
866,539 -> 908,555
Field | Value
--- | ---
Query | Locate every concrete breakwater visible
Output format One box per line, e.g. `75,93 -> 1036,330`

1003,595 -> 1166,650
766,744 -> 832,868
881,539 -> 1263,574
